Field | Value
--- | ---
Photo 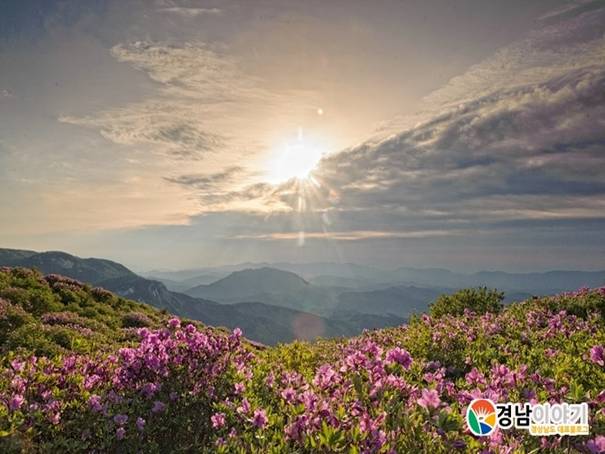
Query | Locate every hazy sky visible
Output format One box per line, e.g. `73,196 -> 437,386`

1,0 -> 604,272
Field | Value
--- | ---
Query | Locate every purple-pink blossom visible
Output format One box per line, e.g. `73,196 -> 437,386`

113,414 -> 128,426
152,400 -> 166,414
385,347 -> 412,369
252,409 -> 268,428
590,345 -> 604,366
167,318 -> 181,329
417,388 -> 441,410
586,435 -> 605,454
88,394 -> 103,413
9,394 -> 24,411
211,412 -> 226,428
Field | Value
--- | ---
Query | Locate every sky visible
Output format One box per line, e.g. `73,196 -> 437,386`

1,0 -> 604,272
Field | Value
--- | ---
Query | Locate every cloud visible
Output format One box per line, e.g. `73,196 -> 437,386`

219,2 -> 605,240
61,40 -> 318,162
229,229 -> 456,241
165,166 -> 245,190
56,1 -> 605,252
157,7 -> 221,17
59,42 -> 239,159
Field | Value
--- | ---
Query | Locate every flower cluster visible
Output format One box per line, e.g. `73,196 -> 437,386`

0,285 -> 604,453
0,320 -> 251,452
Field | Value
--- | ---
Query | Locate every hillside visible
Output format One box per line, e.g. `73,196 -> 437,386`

0,266 -> 171,356
0,249 -> 136,284
0,277 -> 603,452
0,248 -> 37,265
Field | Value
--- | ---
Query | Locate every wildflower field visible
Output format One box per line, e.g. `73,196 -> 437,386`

0,267 -> 604,453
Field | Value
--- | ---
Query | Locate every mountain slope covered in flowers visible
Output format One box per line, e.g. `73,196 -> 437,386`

0,267 -> 604,453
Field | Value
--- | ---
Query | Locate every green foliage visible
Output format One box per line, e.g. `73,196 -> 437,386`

0,267 -> 168,356
429,287 -> 504,318
0,299 -> 34,344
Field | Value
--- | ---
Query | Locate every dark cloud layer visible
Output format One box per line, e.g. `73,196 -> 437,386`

231,2 -> 605,245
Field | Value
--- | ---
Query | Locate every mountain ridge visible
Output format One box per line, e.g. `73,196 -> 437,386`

0,248 -> 403,344
185,267 -> 310,300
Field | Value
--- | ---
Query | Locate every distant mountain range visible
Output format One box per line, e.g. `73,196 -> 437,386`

152,261 -> 605,294
4,248 -> 603,345
184,267 -> 345,316
0,249 -> 404,344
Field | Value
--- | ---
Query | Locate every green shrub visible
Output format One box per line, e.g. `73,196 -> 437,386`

429,287 -> 503,318
122,311 -> 153,328
5,323 -> 63,356
0,298 -> 34,344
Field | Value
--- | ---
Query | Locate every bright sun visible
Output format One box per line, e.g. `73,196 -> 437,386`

266,129 -> 326,183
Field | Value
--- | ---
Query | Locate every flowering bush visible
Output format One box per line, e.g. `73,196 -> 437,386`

0,267 -> 604,453
212,289 -> 605,453
0,320 -> 251,452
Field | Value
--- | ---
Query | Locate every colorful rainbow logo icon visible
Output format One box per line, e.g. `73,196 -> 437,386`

466,398 -> 497,436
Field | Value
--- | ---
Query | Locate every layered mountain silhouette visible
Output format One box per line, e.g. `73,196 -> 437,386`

0,248 -> 403,344
4,248 -> 602,345
393,267 -> 605,293
157,261 -> 605,294
184,267 -> 374,319
186,267 -> 310,300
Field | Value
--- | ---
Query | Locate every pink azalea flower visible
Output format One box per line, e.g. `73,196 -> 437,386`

281,387 -> 296,404
252,409 -> 268,428
136,417 -> 146,432
49,412 -> 61,425
385,347 -> 412,369
590,345 -> 604,366
237,398 -> 251,415
151,400 -> 165,413
113,414 -> 128,426
9,394 -> 24,411
167,318 -> 181,329
417,388 -> 441,410
211,412 -> 226,428
586,436 -> 605,454
10,359 -> 24,372
88,395 -> 103,412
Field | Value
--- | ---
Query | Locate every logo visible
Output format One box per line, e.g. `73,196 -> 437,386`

466,399 -> 497,436
465,399 -> 590,437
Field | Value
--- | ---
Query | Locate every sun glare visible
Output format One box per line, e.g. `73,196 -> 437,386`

266,128 -> 326,183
